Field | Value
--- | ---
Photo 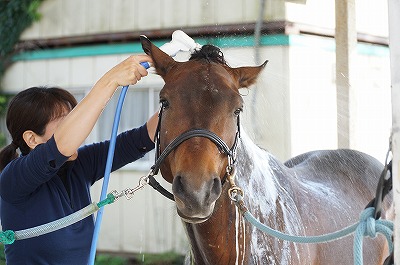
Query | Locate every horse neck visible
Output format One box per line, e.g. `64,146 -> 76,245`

182,130 -> 308,264
234,130 -> 309,264
182,130 -> 292,265
235,129 -> 288,205
183,184 -> 250,265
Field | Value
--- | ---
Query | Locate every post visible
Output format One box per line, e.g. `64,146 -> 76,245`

335,0 -> 357,149
388,0 -> 400,263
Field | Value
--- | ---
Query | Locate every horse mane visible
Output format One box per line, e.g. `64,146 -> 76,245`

189,44 -> 228,66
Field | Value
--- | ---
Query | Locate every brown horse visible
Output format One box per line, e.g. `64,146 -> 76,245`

140,36 -> 393,265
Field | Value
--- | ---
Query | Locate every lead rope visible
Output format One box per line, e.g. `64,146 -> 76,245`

0,170 -> 152,245
227,160 -> 394,265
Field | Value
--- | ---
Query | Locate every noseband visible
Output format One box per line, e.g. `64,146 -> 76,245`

147,104 -> 240,201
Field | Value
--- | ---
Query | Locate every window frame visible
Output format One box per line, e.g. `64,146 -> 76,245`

89,83 -> 163,171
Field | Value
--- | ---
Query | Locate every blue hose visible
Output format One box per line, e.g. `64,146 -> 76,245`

88,61 -> 150,265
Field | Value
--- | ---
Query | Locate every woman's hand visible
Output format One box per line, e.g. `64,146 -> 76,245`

101,55 -> 153,88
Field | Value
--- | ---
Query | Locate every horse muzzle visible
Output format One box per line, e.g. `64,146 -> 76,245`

172,174 -> 222,223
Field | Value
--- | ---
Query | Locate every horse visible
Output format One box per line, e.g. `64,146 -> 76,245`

140,36 -> 393,265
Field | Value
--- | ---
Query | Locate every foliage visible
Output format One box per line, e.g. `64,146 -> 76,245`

0,133 -> 6,148
0,0 -> 43,147
0,244 -> 6,265
95,254 -> 127,265
0,0 -> 44,81
94,251 -> 185,265
0,93 -> 12,116
0,93 -> 13,147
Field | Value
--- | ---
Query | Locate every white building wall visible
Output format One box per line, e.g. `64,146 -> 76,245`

234,39 -> 391,163
20,0 -> 281,40
285,0 -> 388,38
287,37 -> 392,161
288,39 -> 338,156
91,171 -> 187,254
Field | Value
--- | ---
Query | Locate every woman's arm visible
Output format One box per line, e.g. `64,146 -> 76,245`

54,55 -> 152,157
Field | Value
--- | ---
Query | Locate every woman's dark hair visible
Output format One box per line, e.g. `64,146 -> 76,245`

0,86 -> 77,171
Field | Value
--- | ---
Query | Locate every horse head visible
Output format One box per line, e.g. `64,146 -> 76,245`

141,36 -> 267,224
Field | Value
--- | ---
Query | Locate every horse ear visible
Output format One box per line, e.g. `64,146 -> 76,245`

140,35 -> 177,78
231,60 -> 268,88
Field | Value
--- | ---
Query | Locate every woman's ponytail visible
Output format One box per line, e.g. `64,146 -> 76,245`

0,142 -> 19,171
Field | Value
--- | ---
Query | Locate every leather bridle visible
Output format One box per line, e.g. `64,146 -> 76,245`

147,103 -> 241,201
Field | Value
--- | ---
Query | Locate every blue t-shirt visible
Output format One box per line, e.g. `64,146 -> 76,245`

0,124 -> 154,265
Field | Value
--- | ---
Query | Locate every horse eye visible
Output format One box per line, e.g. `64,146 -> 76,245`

160,99 -> 170,109
234,108 -> 243,116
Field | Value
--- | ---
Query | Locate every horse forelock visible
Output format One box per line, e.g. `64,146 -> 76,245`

189,44 -> 228,66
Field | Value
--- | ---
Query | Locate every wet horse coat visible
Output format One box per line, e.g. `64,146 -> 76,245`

140,37 -> 393,265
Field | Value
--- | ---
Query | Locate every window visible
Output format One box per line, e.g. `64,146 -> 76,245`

94,85 -> 161,170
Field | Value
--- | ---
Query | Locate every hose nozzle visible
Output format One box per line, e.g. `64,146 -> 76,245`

159,30 -> 201,57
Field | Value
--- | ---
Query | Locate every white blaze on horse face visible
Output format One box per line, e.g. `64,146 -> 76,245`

235,130 -> 304,264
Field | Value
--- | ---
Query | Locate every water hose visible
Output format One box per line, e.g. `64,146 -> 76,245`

0,192 -> 117,245
87,83 -> 137,265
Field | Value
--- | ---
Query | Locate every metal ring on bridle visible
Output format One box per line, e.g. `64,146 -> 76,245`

228,186 -> 244,202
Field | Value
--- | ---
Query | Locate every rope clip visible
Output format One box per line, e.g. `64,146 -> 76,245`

226,165 -> 244,202
111,170 -> 153,200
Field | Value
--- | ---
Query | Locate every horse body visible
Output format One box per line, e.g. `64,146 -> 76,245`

140,36 -> 392,265
236,131 -> 389,264
184,130 -> 390,265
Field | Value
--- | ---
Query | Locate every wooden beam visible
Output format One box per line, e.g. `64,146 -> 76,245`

335,0 -> 357,148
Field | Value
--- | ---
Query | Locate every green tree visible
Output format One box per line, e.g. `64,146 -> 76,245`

0,0 -> 44,82
0,0 -> 44,147
0,93 -> 12,147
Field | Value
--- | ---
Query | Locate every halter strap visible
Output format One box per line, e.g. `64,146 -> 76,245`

152,129 -> 235,174
147,106 -> 240,201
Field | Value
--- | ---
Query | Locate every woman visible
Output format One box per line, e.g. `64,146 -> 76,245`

0,55 -> 158,264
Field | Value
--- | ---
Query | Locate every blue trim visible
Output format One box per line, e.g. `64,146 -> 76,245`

357,43 -> 389,56
12,34 -> 388,61
197,34 -> 290,48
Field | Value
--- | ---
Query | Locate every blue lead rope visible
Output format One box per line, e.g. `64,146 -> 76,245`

88,62 -> 150,265
353,208 -> 393,265
238,194 -> 393,265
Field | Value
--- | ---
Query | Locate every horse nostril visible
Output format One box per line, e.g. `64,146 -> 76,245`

207,177 -> 222,203
172,175 -> 185,195
212,177 -> 222,195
